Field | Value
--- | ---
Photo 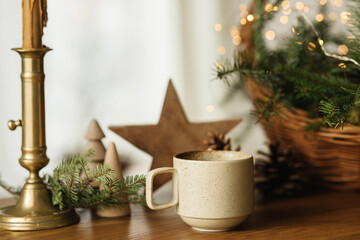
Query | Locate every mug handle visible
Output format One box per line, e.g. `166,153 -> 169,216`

146,167 -> 179,210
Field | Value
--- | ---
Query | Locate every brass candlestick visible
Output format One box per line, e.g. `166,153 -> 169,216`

0,47 -> 79,231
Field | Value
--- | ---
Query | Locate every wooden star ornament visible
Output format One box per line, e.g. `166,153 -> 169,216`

109,80 -> 241,190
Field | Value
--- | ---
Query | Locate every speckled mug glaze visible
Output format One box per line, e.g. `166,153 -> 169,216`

146,150 -> 254,232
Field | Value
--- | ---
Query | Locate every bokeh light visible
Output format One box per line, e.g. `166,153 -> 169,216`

308,42 -> 316,51
282,0 -> 291,9
340,11 -> 351,24
338,63 -> 346,68
217,46 -> 226,55
338,45 -> 348,55
316,14 -> 324,22
265,30 -> 276,40
280,15 -> 289,24
214,24 -> 222,31
230,28 -> 240,37
295,2 -> 304,10
247,14 -> 254,22
206,105 -> 215,113
264,3 -> 273,12
233,36 -> 242,45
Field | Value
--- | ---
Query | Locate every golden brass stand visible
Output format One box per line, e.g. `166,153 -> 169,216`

0,48 -> 79,231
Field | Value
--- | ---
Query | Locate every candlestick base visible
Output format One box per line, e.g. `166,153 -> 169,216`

0,182 -> 79,231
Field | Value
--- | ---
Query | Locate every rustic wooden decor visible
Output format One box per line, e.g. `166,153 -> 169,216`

96,142 -> 130,218
82,119 -> 106,188
110,80 -> 241,190
84,119 -> 106,172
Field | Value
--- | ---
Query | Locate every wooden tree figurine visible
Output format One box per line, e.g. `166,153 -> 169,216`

96,142 -> 131,217
83,119 -> 106,186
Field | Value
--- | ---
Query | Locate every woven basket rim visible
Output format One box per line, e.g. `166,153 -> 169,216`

246,78 -> 360,134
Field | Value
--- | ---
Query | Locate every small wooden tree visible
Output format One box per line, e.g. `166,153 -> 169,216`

96,142 -> 131,217
83,119 -> 106,187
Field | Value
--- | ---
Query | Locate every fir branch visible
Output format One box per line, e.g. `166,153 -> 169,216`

0,150 -> 146,211
214,0 -> 360,129
66,161 -> 78,204
251,93 -> 284,123
284,67 -> 359,91
77,164 -> 112,197
50,150 -> 146,210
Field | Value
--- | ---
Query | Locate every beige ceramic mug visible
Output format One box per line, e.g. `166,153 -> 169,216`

146,150 -> 254,232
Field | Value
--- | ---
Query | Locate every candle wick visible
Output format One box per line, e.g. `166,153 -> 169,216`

41,0 -> 48,37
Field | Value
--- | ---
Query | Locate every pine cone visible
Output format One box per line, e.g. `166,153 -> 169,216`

203,131 -> 241,151
255,142 -> 306,197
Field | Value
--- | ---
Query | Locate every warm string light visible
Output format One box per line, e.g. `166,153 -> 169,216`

230,26 -> 242,46
301,12 -> 360,67
206,105 -> 215,113
316,13 -> 324,22
295,2 -> 304,11
265,30 -> 276,40
264,3 -> 273,12
270,0 -> 350,46
214,24 -> 222,31
282,0 -> 291,10
240,18 -> 247,25
261,0 -> 349,46
233,36 -> 242,45
247,14 -> 254,22
280,15 -> 289,24
339,63 -> 346,68
308,42 -> 316,51
338,45 -> 348,55
217,46 -> 226,55
230,27 -> 240,37
340,11 -> 351,24
215,0 -> 352,57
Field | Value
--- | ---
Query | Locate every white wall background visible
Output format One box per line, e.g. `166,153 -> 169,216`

0,0 -> 348,198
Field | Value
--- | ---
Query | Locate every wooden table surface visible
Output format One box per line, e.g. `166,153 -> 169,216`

0,191 -> 359,240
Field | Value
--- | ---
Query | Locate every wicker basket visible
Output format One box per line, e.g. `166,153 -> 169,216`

241,2 -> 360,190
245,79 -> 360,190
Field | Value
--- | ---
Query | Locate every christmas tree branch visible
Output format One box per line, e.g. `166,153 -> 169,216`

214,0 -> 360,128
50,150 -> 147,210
